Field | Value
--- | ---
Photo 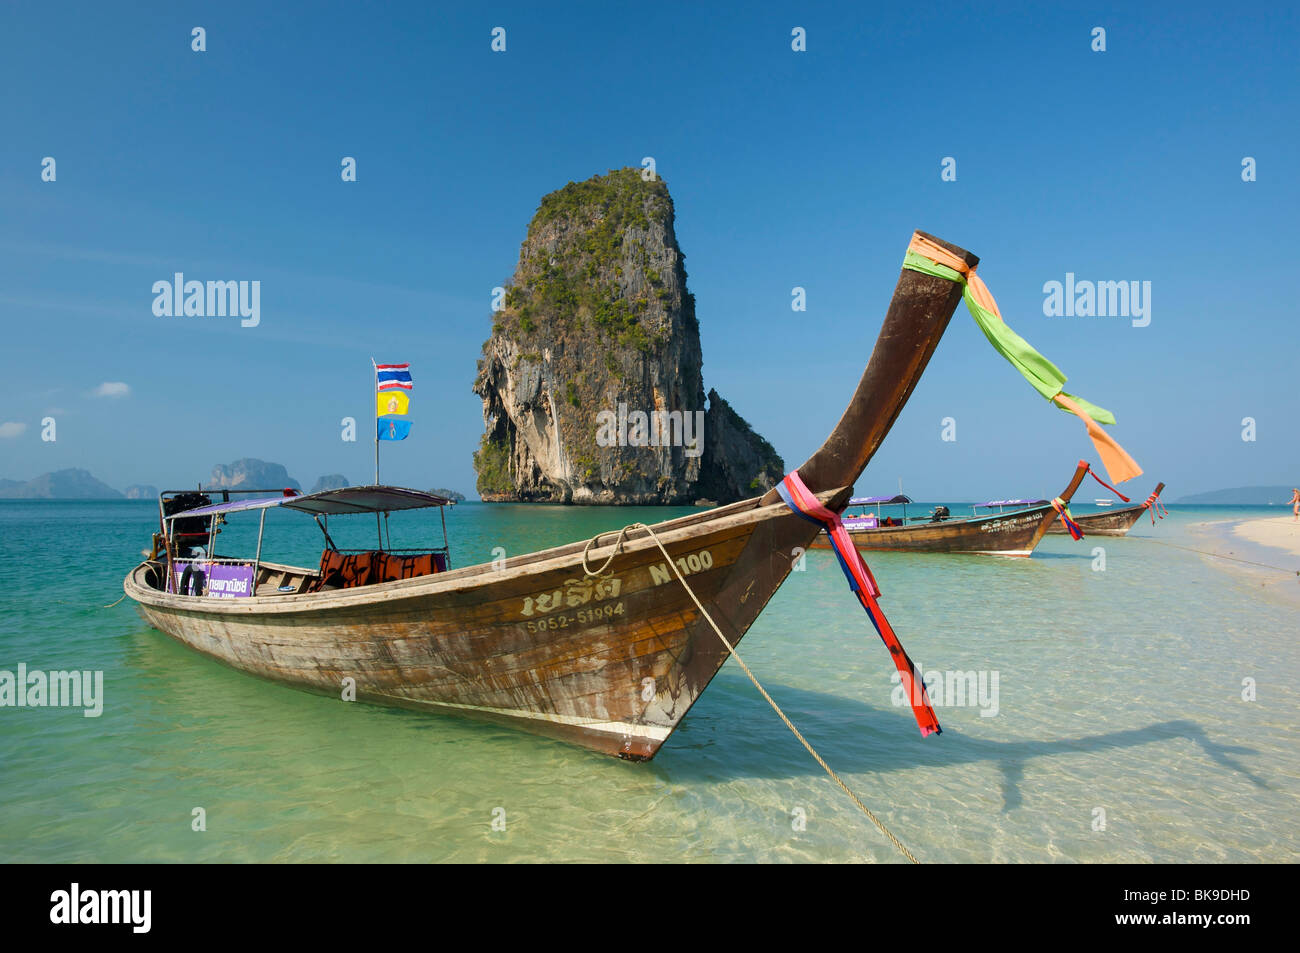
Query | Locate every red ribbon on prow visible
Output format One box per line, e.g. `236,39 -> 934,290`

776,470 -> 941,738
1085,465 -> 1130,503
1141,489 -> 1168,524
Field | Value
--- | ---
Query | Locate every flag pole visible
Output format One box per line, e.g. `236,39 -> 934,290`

372,357 -> 379,486
372,357 -> 381,547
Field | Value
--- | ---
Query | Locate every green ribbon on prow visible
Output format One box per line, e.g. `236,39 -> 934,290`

902,249 -> 1115,425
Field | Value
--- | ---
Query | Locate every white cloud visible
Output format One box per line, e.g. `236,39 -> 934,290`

0,421 -> 26,438
92,381 -> 131,398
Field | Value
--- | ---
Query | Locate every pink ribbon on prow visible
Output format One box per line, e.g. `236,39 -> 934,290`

781,472 -> 881,598
779,470 -> 941,738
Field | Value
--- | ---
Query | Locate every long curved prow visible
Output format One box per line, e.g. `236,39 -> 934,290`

1033,460 -> 1091,544
763,231 -> 978,506
1059,461 -> 1090,505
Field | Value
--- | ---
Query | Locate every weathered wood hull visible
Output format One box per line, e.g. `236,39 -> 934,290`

128,494 -> 838,759
125,230 -> 979,759
1046,482 -> 1165,536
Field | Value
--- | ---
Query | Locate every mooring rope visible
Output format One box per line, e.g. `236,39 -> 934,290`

581,521 -> 921,864
1128,535 -> 1299,576
52,593 -> 129,612
580,525 -> 634,577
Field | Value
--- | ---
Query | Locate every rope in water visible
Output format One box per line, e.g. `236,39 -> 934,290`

53,593 -> 129,611
581,522 -> 920,864
1127,535 -> 1299,576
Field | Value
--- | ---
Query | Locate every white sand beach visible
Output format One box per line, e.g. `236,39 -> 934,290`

1184,515 -> 1300,609
1233,516 -> 1300,559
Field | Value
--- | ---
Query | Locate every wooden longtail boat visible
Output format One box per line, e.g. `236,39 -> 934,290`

1047,481 -> 1166,537
125,231 -> 976,761
806,464 -> 1088,556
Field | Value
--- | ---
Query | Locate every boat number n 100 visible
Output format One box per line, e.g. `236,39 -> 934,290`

649,550 -> 713,587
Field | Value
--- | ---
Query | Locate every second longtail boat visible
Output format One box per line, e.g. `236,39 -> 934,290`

806,462 -> 1089,556
1047,481 -> 1167,536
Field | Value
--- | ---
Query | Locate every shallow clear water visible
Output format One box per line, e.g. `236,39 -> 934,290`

1,500 -> 1297,862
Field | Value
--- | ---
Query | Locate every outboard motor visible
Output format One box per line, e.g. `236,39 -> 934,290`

930,505 -> 950,523
163,492 -> 213,555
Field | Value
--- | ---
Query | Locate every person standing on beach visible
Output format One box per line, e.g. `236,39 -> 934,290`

1291,488 -> 1300,521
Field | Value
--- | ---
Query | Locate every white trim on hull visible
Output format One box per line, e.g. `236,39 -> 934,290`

369,690 -> 673,741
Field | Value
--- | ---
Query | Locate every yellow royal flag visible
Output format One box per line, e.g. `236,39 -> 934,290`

377,390 -> 410,417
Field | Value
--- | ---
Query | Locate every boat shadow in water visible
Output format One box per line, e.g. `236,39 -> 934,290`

657,680 -> 1266,811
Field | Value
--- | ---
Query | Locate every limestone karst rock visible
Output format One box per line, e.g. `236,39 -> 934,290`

472,169 -> 782,503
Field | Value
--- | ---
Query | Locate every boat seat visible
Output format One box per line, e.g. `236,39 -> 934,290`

312,551 -> 376,591
375,552 -> 446,581
309,550 -> 445,592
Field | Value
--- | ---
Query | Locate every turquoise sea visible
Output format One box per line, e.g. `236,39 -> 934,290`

1,499 -> 1297,863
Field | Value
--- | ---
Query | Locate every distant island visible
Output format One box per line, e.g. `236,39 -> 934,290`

0,469 -> 123,499
1177,485 -> 1299,505
1,461 -> 367,500
310,473 -> 350,494
429,487 -> 466,502
205,458 -> 301,492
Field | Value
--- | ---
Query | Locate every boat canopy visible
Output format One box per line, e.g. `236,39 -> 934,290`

166,496 -> 287,519
974,498 -> 1047,508
166,486 -> 453,521
848,494 -> 912,506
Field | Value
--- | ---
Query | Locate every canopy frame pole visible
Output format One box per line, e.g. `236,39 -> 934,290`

314,514 -> 338,551
252,508 -> 268,594
440,506 -> 449,568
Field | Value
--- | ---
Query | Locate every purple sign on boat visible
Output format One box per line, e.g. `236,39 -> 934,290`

207,563 -> 254,598
171,561 -> 254,597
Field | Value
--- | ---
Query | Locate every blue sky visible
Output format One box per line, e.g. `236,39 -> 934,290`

1,1 -> 1296,500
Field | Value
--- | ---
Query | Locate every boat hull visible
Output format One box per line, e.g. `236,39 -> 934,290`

127,494 -> 839,760
811,462 -> 1090,556
808,505 -> 1056,556
1045,506 -> 1144,536
1046,482 -> 1165,537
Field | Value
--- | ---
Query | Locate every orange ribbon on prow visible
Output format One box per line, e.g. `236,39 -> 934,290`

1052,394 -> 1142,484
908,233 -> 1143,484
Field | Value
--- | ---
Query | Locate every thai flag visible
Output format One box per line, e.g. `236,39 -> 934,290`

376,362 -> 413,391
